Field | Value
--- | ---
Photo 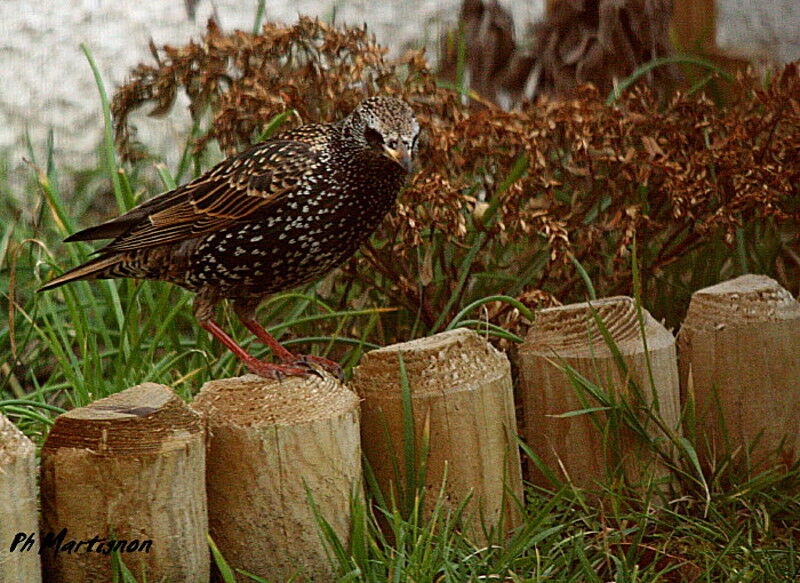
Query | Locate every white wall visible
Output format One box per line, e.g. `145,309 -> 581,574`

717,0 -> 800,63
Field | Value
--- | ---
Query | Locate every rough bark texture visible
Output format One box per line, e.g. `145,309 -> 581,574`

40,383 -> 208,583
192,373 -> 361,582
677,274 -> 800,471
0,413 -> 41,583
518,296 -> 680,491
352,328 -> 523,538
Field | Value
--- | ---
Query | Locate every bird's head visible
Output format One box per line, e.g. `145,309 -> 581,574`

344,97 -> 419,173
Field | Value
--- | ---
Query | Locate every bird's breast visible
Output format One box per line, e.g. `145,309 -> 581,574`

185,167 -> 404,297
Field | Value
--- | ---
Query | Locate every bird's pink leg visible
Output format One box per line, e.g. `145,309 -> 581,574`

237,317 -> 344,380
199,318 -> 316,379
237,318 -> 295,361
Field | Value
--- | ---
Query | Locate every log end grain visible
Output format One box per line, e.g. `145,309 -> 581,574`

352,327 -> 510,396
681,274 -> 800,333
520,296 -> 674,358
678,274 -> 800,470
352,328 -> 523,537
193,373 -> 361,582
40,384 -> 207,583
43,382 -> 203,454
518,297 -> 680,491
193,372 -> 358,426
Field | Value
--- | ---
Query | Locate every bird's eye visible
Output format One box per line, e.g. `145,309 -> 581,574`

364,127 -> 384,147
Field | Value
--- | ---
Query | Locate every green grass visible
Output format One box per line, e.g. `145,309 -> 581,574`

1,47 -> 798,582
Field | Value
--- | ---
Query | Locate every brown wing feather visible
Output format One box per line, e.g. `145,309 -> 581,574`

98,140 -> 318,253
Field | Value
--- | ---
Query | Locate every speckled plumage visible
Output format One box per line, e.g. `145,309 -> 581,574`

41,97 -> 419,379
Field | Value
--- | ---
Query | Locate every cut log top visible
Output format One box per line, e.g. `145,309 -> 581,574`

683,274 -> 800,331
43,383 -> 202,453
351,328 -> 509,396
520,296 -> 673,357
0,413 -> 34,465
192,373 -> 357,426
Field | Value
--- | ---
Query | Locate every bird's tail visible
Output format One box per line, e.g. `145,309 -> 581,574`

38,255 -> 123,292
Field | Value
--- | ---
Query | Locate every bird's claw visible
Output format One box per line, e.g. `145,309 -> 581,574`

292,358 -> 324,379
292,354 -> 344,382
243,354 -> 341,382
245,358 -> 320,381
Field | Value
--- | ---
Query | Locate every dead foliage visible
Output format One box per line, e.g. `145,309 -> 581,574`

112,17 -> 456,159
110,19 -> 800,341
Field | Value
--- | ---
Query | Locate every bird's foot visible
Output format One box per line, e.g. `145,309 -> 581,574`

290,354 -> 344,382
243,356 -> 323,381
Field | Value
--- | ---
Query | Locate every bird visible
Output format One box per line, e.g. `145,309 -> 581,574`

39,96 -> 419,379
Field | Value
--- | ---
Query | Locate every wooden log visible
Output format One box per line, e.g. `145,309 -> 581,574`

0,413 -> 41,583
677,274 -> 800,470
192,373 -> 361,582
40,383 -> 207,583
351,328 -> 523,536
518,296 -> 681,490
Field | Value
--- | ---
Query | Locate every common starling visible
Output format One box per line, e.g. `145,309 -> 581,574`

40,96 -> 419,379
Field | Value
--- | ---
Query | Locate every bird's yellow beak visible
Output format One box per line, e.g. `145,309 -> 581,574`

383,143 -> 413,173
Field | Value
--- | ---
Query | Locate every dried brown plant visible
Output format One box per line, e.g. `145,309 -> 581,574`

112,18 -> 456,159
110,19 -> 800,342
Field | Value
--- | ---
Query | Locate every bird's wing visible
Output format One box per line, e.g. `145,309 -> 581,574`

96,140 -> 318,253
